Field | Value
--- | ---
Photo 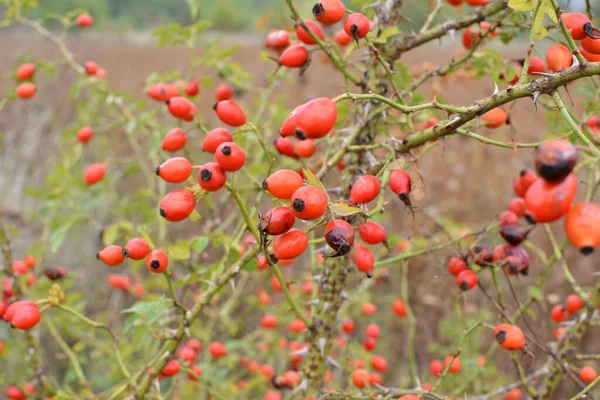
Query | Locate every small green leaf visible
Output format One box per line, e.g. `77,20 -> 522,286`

169,242 -> 191,260
191,237 -> 209,253
331,202 -> 361,217
189,209 -> 202,222
140,227 -> 155,250
527,286 -> 543,301
242,258 -> 258,271
508,0 -> 534,11
103,224 -> 120,246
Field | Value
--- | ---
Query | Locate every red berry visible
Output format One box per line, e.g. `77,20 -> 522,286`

107,274 -> 132,290
509,197 -> 526,217
527,57 -> 545,74
274,137 -> 297,158
498,211 -> 519,227
546,44 -> 572,72
215,142 -> 246,172
209,342 -> 227,358
85,163 -> 106,185
85,61 -> 98,75
12,260 -> 27,275
580,366 -> 598,383
358,221 -> 386,244
290,186 -> 328,220
524,173 -> 577,224
146,249 -> 168,273
166,97 -> 197,122
324,219 -> 355,256
295,20 -> 325,45
350,175 -> 380,204
456,269 -> 478,290
551,304 -> 568,322
214,100 -> 246,127
197,162 -> 227,192
335,29 -> 352,46
389,169 -> 411,199
344,13 -> 370,40
462,28 -> 478,50
295,139 -> 317,158
159,189 -> 196,222
566,294 -> 585,313
273,229 -> 309,261
535,140 -> 577,182
76,13 -> 94,27
125,238 -> 150,260
392,300 -> 407,317
354,246 -> 375,274
563,12 -> 590,40
263,169 -> 304,199
447,257 -> 467,276
161,360 -> 180,377
341,319 -> 355,334
97,245 -> 126,266
185,79 -> 199,96
261,314 -> 278,329
352,369 -> 370,388
482,108 -> 508,129
279,44 -> 309,68
313,0 -> 346,25
202,128 -> 232,153
494,323 -> 526,350
370,355 -> 388,372
294,97 -> 337,139
215,84 -> 233,101
16,82 -> 36,99
24,255 -> 36,269
77,126 -> 94,143
443,356 -> 461,374
266,29 -> 291,51
17,63 -> 35,80
162,128 -> 187,152
7,386 -> 26,400
262,206 -> 296,236
187,365 -> 203,381
11,303 -> 41,330
430,359 -> 443,377
156,157 -> 192,183
288,318 -> 307,333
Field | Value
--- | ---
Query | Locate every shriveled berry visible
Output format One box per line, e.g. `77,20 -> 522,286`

324,219 -> 355,256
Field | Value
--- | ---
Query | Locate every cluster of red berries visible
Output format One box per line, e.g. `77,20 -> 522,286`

1,300 -> 41,331
97,237 -> 169,274
6,382 -> 36,400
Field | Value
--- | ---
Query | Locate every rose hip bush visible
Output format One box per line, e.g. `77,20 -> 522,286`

2,0 -> 600,399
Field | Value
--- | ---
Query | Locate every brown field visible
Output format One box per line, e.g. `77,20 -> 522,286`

1,31 -> 599,397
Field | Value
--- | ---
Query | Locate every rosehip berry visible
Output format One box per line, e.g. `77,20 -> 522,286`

11,303 -> 41,330
551,304 -> 568,322
146,249 -> 168,273
294,97 -> 337,139
262,206 -> 296,236
147,83 -> 179,102
85,163 -> 106,185
76,13 -> 94,27
161,359 -> 180,377
513,170 -> 537,198
456,269 -> 478,290
107,274 -> 132,290
295,139 -> 317,158
494,323 -> 526,350
166,97 -> 197,122
430,359 -> 443,377
265,29 -> 290,51
462,28 -> 478,50
214,100 -> 246,127
358,221 -> 387,244
341,319 -> 355,334
17,63 -> 35,80
24,254 -> 36,269
215,83 -> 233,101
187,365 -> 203,381
124,238 -> 150,260
335,29 -> 352,46
288,318 -> 307,333
12,260 -> 27,275
563,12 -> 591,40
290,186 -> 328,220
197,162 -> 227,192
546,44 -> 572,72
274,137 -> 297,158
580,366 -> 598,383
389,169 -> 411,200
344,13 -> 370,41
499,224 -> 527,246
524,173 -> 577,224
202,128 -> 232,153
324,219 -> 355,256
313,0 -> 346,25
351,369 -> 370,388
162,128 -> 187,152
97,245 -> 126,266
370,355 -> 388,372
85,61 -> 98,75
443,356 -> 461,374
159,189 -> 196,222
527,57 -> 545,74
185,79 -> 199,96
498,211 -> 519,227
16,82 -> 36,99
564,203 -> 600,254
279,43 -> 309,68
215,142 -> 246,172
263,169 -> 304,199
351,175 -> 380,204
77,126 -> 94,143
354,246 -> 375,274
156,157 -> 192,183
272,229 -> 309,261
482,108 -> 508,129
209,342 -> 227,358
392,300 -> 407,317
535,140 -> 577,182
447,256 -> 467,276
295,20 -> 325,45
508,197 -> 526,217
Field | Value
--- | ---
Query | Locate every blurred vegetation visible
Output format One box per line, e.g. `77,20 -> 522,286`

17,0 -> 600,32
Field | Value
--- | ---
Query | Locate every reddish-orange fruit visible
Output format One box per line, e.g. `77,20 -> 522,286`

352,369 -> 370,388
456,269 -> 478,290
262,206 -> 296,236
504,388 -> 523,400
11,260 -> 27,275
197,162 -> 227,192
288,318 -> 307,333
85,61 -> 98,75
156,157 -> 192,183
187,365 -> 203,381
295,139 -> 317,158
509,197 -> 526,217
215,84 -> 233,101
97,245 -> 126,266
335,29 -> 352,46
209,342 -> 227,358
166,97 -> 197,122
283,370 -> 301,387
76,13 -> 94,27
494,323 -> 526,350
265,29 -> 290,51
313,0 -> 346,24
499,210 -> 519,227
482,108 -> 508,128
214,100 -> 246,127
443,356 -> 461,374
513,170 -> 537,198
430,359 -> 443,376
279,43 -> 309,68
77,126 -> 94,143
274,137 -> 297,158
563,12 -> 592,40
146,249 -> 168,273
351,175 -> 380,204
341,319 -> 355,334
96,68 -> 106,78
389,169 -> 411,200
85,163 -> 105,185
551,304 -> 569,322
580,46 -> 600,62
564,203 -> 600,254
11,303 -> 41,330
147,83 -> 177,102
7,386 -> 26,400
344,13 -> 370,40
525,57 -> 545,75
215,142 -> 246,172
324,219 -> 355,256
264,169 -> 304,199
185,79 -> 199,96
582,36 -> 600,54
447,257 -> 467,276
566,294 -> 585,313
447,0 -> 464,5
354,246 -> 375,273
273,229 -> 308,260
546,44 -> 572,72
358,221 -> 387,244
107,274 -> 132,290
392,300 -> 407,317
370,355 -> 388,372
365,323 -> 380,339
462,28 -> 478,49
362,302 -> 377,315
296,20 -> 325,45
580,366 -> 598,383
280,105 -> 303,137
535,140 -> 577,182
290,186 -> 328,220
202,128 -> 232,153
295,97 -> 337,139
125,238 -> 150,260
480,21 -> 497,36
161,359 -> 180,377
24,255 -> 36,269
162,128 -> 187,152
524,173 -> 577,224
159,189 -> 196,222
265,391 -> 282,400
260,314 -> 278,329
16,82 -> 36,99
17,63 -> 35,80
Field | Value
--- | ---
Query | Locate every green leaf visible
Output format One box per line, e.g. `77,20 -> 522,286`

103,224 -> 120,246
242,258 -> 258,271
169,242 -> 191,260
331,202 -> 361,217
189,209 -> 202,222
140,227 -> 155,250
533,0 -> 558,40
191,237 -> 209,253
508,0 -> 534,11
527,286 -> 544,301
379,26 -> 401,41
50,215 -> 83,253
